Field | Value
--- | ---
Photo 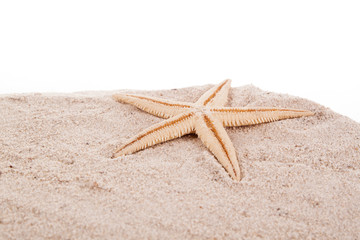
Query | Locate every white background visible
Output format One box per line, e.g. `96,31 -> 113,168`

1,1 -> 359,122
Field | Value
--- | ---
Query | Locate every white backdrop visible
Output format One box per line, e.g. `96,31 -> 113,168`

1,1 -> 359,122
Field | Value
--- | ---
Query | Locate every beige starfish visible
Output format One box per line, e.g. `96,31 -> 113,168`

112,80 -> 313,181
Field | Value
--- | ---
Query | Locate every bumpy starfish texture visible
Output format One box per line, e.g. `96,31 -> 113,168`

112,80 -> 314,181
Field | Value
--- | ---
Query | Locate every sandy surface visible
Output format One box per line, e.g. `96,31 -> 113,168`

1,84 -> 360,239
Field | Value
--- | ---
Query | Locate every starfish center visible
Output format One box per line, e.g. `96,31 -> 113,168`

193,106 -> 211,115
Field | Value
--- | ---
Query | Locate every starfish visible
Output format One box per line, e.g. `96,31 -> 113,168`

112,80 -> 313,181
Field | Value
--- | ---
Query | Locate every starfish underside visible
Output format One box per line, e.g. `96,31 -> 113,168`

112,80 -> 314,181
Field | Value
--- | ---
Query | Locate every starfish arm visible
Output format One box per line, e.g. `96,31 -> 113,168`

195,79 -> 232,107
210,107 -> 314,127
113,93 -> 192,119
194,113 -> 241,181
112,112 -> 195,158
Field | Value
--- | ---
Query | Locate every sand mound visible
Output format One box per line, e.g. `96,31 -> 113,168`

1,84 -> 359,239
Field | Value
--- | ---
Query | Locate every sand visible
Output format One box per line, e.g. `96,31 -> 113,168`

1,84 -> 360,239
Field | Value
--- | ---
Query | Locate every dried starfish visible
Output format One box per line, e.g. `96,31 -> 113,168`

112,80 -> 313,181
